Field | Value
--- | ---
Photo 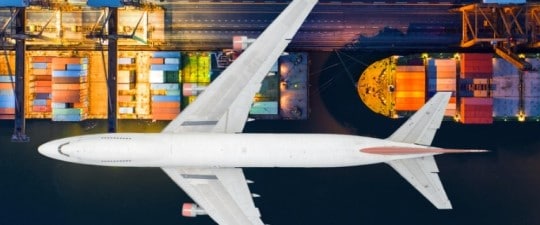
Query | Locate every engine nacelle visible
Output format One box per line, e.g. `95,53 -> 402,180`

182,203 -> 207,217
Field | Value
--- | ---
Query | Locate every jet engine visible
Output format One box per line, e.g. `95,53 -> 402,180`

181,203 -> 207,217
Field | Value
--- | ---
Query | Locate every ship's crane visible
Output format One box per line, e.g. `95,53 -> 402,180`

0,0 -> 30,142
86,0 -> 149,133
454,2 -> 539,71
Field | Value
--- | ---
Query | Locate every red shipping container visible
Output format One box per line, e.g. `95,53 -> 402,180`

0,108 -> 15,114
52,90 -> 82,103
32,105 -> 52,112
0,114 -> 15,119
34,75 -> 52,81
52,77 -> 86,84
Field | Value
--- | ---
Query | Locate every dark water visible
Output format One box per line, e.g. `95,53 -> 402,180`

1,52 -> 540,225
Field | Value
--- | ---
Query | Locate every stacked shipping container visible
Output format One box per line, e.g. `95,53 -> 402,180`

0,75 -> 15,119
150,52 -> 181,120
394,65 -> 425,111
460,97 -> 493,124
460,53 -> 493,79
30,56 -> 53,114
427,59 -> 457,116
118,57 -> 137,118
182,52 -> 211,106
51,57 -> 89,121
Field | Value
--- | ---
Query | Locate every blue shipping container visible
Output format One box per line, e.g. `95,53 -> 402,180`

153,51 -> 181,58
166,90 -> 181,96
150,83 -> 180,90
51,102 -> 68,108
32,62 -> 49,69
53,108 -> 82,115
0,76 -> 15,83
150,64 -> 179,71
33,99 -> 48,106
52,114 -> 83,121
52,70 -> 88,77
35,93 -> 51,99
164,58 -> 180,65
0,100 -> 15,108
152,95 -> 181,102
66,64 -> 88,71
0,90 -> 15,96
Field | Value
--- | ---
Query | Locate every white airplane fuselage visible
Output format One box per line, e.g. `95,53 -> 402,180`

38,133 -> 436,168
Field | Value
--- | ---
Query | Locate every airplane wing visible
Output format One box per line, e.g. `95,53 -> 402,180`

385,92 -> 453,209
387,156 -> 452,209
159,0 -> 318,224
386,92 -> 452,146
162,167 -> 264,225
162,0 -> 318,134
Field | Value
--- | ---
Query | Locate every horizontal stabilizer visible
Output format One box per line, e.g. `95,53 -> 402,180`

387,156 -> 452,209
387,92 -> 452,146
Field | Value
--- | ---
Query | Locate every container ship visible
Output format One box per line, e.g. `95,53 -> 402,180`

358,53 -> 540,124
0,51 -> 309,121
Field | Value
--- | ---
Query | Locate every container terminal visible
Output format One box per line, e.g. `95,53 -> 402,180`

1,0 -> 539,141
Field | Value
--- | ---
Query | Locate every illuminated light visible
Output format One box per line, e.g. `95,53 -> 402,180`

453,53 -> 460,60
280,64 -> 289,75
518,54 -> 526,59
421,53 -> 429,59
517,111 -> 526,122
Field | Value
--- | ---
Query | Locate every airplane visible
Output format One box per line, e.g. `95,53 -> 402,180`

38,0 -> 486,224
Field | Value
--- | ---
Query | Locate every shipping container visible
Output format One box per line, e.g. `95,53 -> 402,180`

460,53 -> 493,79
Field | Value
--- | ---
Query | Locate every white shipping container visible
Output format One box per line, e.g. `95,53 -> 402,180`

119,107 -> 134,114
117,70 -> 132,83
149,71 -> 164,83
118,83 -> 131,91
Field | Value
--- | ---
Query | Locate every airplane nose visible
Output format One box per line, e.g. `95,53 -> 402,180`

38,141 -> 56,158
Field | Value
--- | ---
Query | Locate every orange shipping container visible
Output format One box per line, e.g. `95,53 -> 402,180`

118,95 -> 133,102
33,68 -> 52,75
151,102 -> 181,108
395,91 -> 424,98
32,56 -> 54,63
151,113 -> 178,120
32,105 -> 52,112
52,83 -> 87,90
152,107 -> 180,114
150,58 -> 165,64
395,97 -> 424,111
35,86 -> 52,93
35,81 -> 52,87
0,83 -> 14,89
